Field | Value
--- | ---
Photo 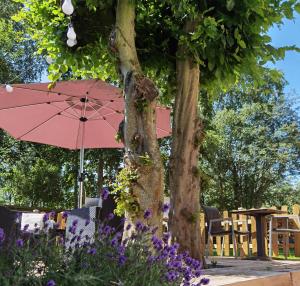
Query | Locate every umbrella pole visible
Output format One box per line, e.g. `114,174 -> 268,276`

78,147 -> 85,208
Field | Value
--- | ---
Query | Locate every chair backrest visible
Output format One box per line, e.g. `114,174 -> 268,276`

0,206 -> 19,246
202,206 -> 224,234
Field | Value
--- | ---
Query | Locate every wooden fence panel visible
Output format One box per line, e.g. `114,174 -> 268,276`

223,210 -> 230,256
293,204 -> 300,257
251,216 -> 257,256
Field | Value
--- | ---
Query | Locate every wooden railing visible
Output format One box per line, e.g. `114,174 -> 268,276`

200,205 -> 300,257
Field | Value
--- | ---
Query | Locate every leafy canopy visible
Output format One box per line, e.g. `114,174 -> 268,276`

13,0 -> 300,92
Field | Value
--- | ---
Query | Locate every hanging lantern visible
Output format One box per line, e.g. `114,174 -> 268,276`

5,84 -> 13,93
62,0 -> 74,15
67,24 -> 76,41
67,38 -> 77,47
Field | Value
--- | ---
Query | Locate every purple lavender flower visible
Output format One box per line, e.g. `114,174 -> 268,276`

126,223 -> 132,231
50,211 -> 56,218
62,211 -> 69,219
107,213 -> 114,221
23,224 -> 29,231
16,238 -> 24,248
199,278 -> 210,285
87,248 -> 97,255
46,280 -> 56,286
68,225 -> 77,235
143,209 -> 152,219
101,187 -> 109,200
43,213 -> 49,222
118,254 -> 127,265
72,219 -> 78,226
85,219 -> 90,226
135,221 -> 144,231
0,227 -> 5,243
162,203 -> 170,213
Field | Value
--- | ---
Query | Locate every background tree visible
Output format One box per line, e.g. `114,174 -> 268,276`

14,0 -> 300,258
200,71 -> 300,210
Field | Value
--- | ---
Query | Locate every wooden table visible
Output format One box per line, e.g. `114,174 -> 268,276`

231,208 -> 287,259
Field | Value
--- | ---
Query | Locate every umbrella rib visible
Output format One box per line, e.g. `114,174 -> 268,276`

17,103 -> 77,140
0,99 -> 74,111
89,99 -> 123,117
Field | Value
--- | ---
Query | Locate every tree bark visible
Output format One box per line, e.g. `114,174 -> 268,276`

114,0 -> 164,235
169,21 -> 204,260
97,150 -> 104,193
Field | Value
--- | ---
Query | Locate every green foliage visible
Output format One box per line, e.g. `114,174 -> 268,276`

112,167 -> 140,216
200,70 -> 300,210
0,0 -> 44,83
13,0 -> 300,94
0,214 -> 204,286
13,0 -> 117,82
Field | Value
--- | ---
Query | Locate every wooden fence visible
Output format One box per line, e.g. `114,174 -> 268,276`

200,205 -> 300,258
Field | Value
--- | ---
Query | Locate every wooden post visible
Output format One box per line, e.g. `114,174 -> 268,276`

281,205 -> 289,258
232,213 -> 238,256
251,216 -> 257,256
240,214 -> 249,257
223,210 -> 230,256
270,206 -> 279,257
293,204 -> 300,257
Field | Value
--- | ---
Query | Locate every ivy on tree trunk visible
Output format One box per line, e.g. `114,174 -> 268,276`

114,0 -> 164,236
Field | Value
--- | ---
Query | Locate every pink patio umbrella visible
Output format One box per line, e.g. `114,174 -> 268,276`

0,79 -> 171,207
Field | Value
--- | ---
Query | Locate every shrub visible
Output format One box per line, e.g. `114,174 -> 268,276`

0,209 -> 208,286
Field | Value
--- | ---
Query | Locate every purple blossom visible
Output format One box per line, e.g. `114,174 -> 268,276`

118,254 -> 127,265
72,219 -> 78,226
0,227 -> 5,243
85,219 -> 90,226
23,224 -> 29,231
107,213 -> 114,221
135,221 -> 144,231
50,211 -> 56,218
87,248 -> 97,255
126,223 -> 132,231
46,280 -> 56,286
62,211 -> 69,219
199,278 -> 210,285
68,225 -> 77,235
101,187 -> 109,200
162,203 -> 170,213
16,238 -> 24,248
43,213 -> 49,222
143,209 -> 152,219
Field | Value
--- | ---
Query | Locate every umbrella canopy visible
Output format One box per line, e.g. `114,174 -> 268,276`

0,79 -> 171,149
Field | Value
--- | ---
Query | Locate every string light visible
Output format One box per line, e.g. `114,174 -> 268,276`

67,38 -> 77,47
5,84 -> 13,93
67,24 -> 76,41
62,0 -> 74,15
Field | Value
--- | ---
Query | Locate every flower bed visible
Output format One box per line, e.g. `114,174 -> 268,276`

0,208 -> 208,286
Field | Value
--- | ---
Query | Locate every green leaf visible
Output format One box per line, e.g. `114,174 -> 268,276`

295,3 -> 300,14
226,0 -> 235,11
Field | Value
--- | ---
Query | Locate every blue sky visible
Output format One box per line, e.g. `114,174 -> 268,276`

268,14 -> 300,110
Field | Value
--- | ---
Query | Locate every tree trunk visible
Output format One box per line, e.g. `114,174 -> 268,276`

114,0 -> 164,235
169,21 -> 204,260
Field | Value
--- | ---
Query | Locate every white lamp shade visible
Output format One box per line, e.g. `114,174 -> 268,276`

62,0 -> 74,15
5,84 -> 13,93
67,26 -> 76,40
